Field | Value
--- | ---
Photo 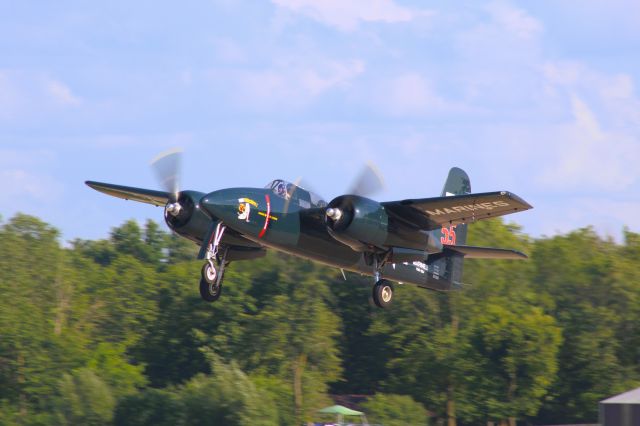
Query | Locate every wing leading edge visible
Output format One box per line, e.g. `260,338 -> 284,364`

382,191 -> 532,230
85,181 -> 170,206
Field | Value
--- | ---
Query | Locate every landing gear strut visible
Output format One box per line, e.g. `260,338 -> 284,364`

200,223 -> 228,302
370,254 -> 394,308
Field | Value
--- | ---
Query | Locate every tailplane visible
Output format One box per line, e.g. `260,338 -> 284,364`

426,167 -> 528,290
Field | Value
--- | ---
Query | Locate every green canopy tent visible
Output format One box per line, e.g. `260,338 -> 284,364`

317,405 -> 369,425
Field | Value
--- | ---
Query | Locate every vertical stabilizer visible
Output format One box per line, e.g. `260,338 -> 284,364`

431,167 -> 472,288
440,167 -> 471,246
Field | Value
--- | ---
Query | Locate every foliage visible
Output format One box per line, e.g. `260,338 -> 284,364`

114,388 -> 184,426
53,369 -> 115,426
0,214 -> 639,425
361,393 -> 429,426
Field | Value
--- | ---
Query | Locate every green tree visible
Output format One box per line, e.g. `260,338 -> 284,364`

114,388 -> 184,426
0,215 -> 83,414
53,369 -> 115,426
178,356 -> 278,426
86,342 -> 147,398
532,228 -> 640,423
237,256 -> 342,423
361,393 -> 429,426
461,301 -> 561,425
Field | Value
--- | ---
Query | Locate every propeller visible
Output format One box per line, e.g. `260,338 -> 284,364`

324,162 -> 385,222
347,161 -> 385,197
282,163 -> 386,215
151,148 -> 183,216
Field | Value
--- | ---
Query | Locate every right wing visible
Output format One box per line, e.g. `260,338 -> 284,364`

382,191 -> 532,230
86,181 -> 170,207
445,245 -> 528,259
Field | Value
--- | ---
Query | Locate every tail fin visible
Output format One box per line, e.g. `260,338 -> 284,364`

431,167 -> 472,288
439,167 -> 471,246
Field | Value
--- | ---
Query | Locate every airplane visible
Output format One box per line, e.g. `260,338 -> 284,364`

86,151 -> 532,308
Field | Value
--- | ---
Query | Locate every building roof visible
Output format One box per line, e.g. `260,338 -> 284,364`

601,387 -> 640,404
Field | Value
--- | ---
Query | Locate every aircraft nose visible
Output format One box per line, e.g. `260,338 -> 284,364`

200,190 -> 235,219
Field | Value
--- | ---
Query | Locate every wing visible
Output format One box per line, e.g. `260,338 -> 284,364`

445,245 -> 527,259
86,181 -> 169,206
382,191 -> 532,230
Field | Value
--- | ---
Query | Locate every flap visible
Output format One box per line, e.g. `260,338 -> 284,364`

383,191 -> 532,230
446,245 -> 528,260
86,181 -> 170,207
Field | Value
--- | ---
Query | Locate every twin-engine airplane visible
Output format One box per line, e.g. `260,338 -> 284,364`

86,151 -> 532,308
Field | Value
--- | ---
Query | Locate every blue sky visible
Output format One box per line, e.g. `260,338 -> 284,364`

1,0 -> 639,242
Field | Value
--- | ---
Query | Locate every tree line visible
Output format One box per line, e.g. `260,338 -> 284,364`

0,213 -> 638,425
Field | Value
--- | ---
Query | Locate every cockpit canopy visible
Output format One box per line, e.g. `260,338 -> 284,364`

265,179 -> 327,209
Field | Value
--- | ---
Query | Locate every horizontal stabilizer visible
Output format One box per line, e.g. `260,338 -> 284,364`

445,245 -> 528,260
383,191 -> 532,230
85,181 -> 169,206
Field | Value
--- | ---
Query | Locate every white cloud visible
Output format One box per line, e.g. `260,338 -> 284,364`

231,58 -> 365,107
46,79 -> 81,106
0,169 -> 56,201
271,0 -> 428,31
211,37 -> 246,64
486,1 -> 543,40
0,72 -> 82,121
0,71 -> 24,119
535,61 -> 640,191
379,72 -> 468,116
537,96 -> 637,189
532,196 -> 640,241
0,150 -> 62,203
543,61 -> 640,123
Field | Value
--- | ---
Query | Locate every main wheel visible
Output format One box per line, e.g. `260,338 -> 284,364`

200,277 -> 222,302
201,262 -> 217,284
372,279 -> 394,308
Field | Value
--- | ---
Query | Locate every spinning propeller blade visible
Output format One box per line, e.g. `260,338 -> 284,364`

151,148 -> 183,203
347,162 -> 385,197
282,163 -> 386,215
323,162 -> 386,222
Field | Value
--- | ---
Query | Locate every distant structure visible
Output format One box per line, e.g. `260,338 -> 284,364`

600,387 -> 640,426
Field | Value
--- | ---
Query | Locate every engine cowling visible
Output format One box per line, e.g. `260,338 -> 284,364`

164,190 -> 211,244
325,195 -> 389,251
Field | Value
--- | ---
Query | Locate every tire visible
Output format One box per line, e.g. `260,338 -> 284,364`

372,279 -> 394,308
200,277 -> 222,302
201,262 -> 217,285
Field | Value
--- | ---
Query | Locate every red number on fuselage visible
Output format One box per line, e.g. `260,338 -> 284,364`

440,225 -> 457,245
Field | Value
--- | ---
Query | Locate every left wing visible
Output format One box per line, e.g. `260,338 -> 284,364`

86,181 -> 170,206
382,191 -> 532,231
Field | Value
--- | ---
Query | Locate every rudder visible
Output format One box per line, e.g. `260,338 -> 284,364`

431,167 -> 472,288
439,167 -> 471,246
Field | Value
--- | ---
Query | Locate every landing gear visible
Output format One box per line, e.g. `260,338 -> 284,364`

200,223 -> 228,303
200,275 -> 222,302
372,279 -> 394,308
369,253 -> 394,308
200,262 -> 222,302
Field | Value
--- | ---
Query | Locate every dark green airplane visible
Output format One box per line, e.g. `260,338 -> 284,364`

86,151 -> 532,308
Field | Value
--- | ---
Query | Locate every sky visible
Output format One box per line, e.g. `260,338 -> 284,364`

1,0 -> 639,243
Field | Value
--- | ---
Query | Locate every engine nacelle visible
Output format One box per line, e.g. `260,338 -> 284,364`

325,195 -> 389,251
164,190 -> 211,244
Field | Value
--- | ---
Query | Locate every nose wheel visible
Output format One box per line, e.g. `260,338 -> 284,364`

200,262 -> 223,302
372,279 -> 394,308
200,223 -> 228,302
